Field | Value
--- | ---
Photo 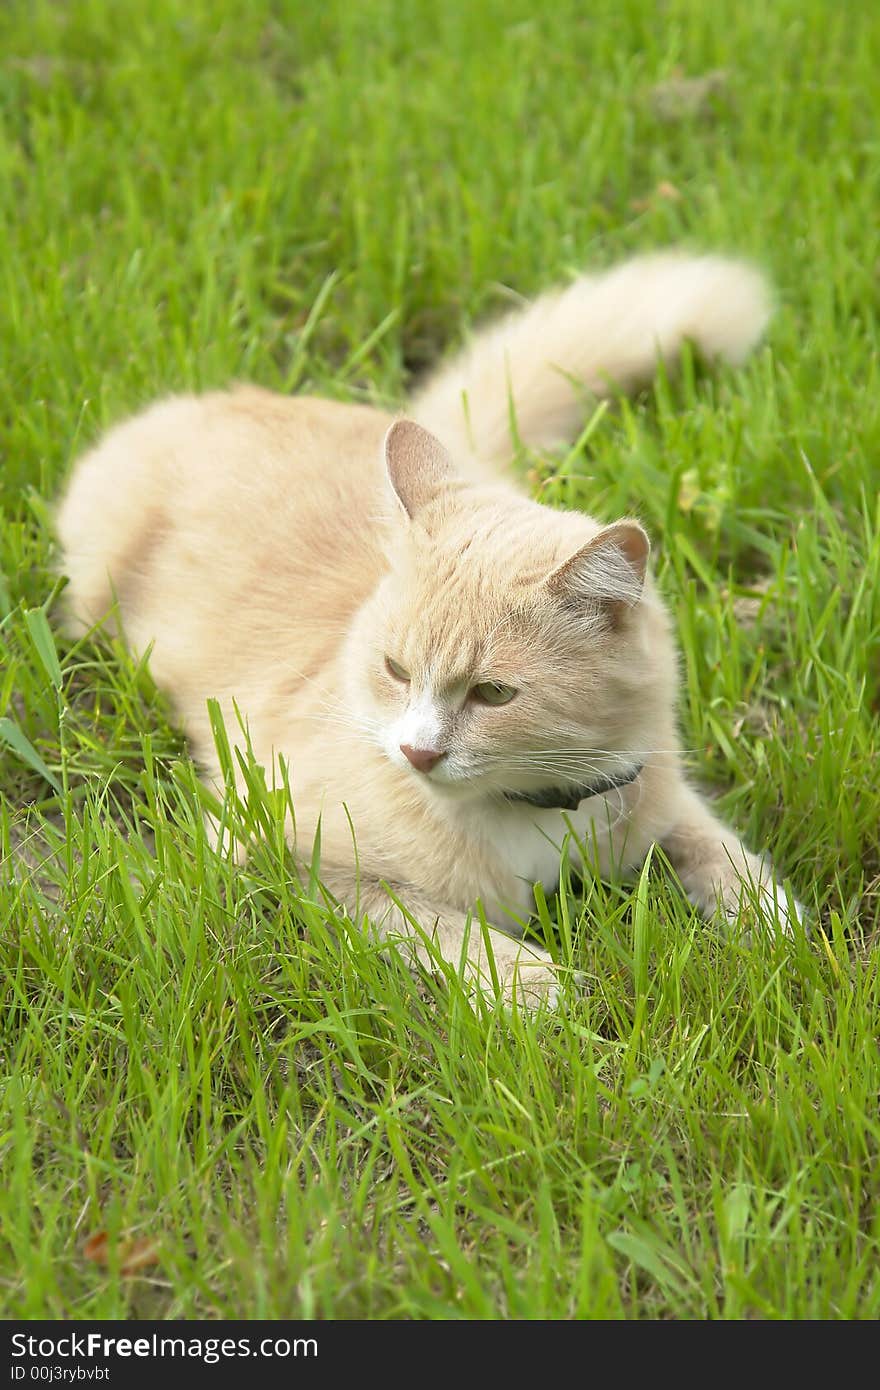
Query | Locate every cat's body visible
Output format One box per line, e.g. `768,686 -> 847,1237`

58,251 -> 800,1006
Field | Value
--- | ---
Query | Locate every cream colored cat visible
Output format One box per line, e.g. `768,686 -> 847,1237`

57,251 -> 801,1008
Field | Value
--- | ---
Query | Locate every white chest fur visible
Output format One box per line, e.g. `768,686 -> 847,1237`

475,785 -> 647,913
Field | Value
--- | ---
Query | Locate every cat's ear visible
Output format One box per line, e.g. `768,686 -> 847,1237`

544,521 -> 650,621
384,419 -> 455,520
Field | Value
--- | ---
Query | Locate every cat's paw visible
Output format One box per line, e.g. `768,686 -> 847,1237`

479,935 -> 562,1011
739,878 -> 806,937
663,797 -> 806,943
701,853 -> 806,938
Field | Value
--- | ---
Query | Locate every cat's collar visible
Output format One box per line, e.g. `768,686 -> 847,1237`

503,761 -> 644,812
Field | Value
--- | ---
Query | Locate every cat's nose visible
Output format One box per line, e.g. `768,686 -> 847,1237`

400,744 -> 444,774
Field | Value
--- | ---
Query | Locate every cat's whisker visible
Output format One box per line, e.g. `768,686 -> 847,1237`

478,754 -> 649,770
483,763 -> 629,787
311,712 -> 384,738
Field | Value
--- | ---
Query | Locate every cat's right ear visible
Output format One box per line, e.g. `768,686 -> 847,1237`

384,419 -> 455,520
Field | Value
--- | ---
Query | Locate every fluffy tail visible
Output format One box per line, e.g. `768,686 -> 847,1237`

408,251 -> 771,462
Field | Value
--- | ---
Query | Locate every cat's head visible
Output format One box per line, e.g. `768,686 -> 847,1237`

349,420 -> 675,804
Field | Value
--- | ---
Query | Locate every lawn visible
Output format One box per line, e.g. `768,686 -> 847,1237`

1,0 -> 879,1319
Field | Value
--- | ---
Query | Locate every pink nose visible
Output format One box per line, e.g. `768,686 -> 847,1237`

400,744 -> 443,773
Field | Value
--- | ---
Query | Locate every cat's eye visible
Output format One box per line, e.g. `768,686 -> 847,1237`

385,656 -> 411,683
471,680 -> 517,706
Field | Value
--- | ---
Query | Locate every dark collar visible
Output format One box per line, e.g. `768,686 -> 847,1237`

503,761 -> 643,812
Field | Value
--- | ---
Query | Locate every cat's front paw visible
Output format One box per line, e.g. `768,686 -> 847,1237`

697,849 -> 805,938
661,790 -> 806,940
476,934 -> 562,1011
736,876 -> 806,937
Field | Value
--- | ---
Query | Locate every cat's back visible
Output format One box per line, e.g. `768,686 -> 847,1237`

71,385 -> 393,527
58,387 -> 396,678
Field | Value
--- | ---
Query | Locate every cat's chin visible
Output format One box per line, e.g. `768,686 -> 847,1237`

409,770 -> 491,802
402,764 -> 566,808
391,758 -> 499,803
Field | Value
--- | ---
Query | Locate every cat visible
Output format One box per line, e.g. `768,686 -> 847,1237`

56,250 -> 802,1008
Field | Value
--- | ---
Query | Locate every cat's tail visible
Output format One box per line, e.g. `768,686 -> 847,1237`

408,251 -> 771,462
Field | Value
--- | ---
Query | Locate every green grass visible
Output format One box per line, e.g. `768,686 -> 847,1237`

2,0 -> 879,1320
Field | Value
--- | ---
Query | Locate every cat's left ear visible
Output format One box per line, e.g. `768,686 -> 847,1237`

544,521 -> 651,621
384,419 -> 456,520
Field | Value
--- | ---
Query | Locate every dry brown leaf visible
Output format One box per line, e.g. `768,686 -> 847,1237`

82,1230 -> 161,1276
118,1238 -> 161,1275
656,180 -> 682,202
631,180 -> 684,213
81,1231 -> 109,1263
